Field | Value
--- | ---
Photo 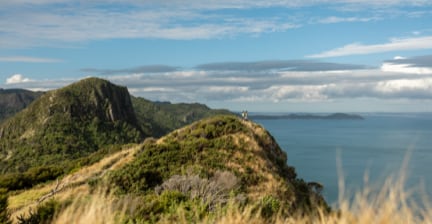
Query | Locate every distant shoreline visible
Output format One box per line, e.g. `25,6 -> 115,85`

249,113 -> 364,120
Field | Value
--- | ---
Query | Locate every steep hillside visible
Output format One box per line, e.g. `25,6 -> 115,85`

108,115 -> 327,215
0,89 -> 43,122
7,115 -> 328,223
0,78 -> 142,178
131,96 -> 232,137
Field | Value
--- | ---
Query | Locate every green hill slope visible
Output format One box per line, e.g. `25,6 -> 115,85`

0,78 -> 142,181
131,96 -> 232,137
106,115 -> 328,221
0,78 -> 232,191
7,115 -> 328,223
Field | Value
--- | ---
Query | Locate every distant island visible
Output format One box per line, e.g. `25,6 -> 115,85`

249,113 -> 364,120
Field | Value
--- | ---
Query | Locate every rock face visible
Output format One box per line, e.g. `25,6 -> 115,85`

45,77 -> 138,125
0,78 -> 142,173
0,89 -> 43,122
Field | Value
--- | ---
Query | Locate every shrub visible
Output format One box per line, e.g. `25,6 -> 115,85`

0,188 -> 11,224
260,195 -> 280,218
155,171 -> 239,210
17,199 -> 61,224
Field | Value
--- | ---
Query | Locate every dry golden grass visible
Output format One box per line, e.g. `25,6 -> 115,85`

31,165 -> 431,224
8,144 -> 140,222
52,189 -> 126,224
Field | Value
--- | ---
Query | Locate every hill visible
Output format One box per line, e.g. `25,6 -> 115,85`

0,89 -> 43,122
0,78 -> 233,191
131,96 -> 232,137
7,115 -> 328,223
0,78 -> 143,186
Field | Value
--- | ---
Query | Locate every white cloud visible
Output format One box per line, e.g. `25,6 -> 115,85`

381,62 -> 432,74
393,56 -> 406,60
307,36 -> 432,58
0,56 -> 62,63
6,74 -> 32,84
375,78 -> 432,97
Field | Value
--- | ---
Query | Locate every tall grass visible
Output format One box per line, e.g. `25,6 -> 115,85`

45,171 -> 432,224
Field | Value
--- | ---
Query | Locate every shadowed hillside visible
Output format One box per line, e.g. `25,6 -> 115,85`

0,89 -> 43,122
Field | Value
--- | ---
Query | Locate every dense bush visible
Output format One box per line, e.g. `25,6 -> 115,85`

17,200 -> 61,224
0,188 -> 11,224
131,96 -> 232,137
0,145 -> 126,191
0,166 -> 62,190
260,195 -> 281,218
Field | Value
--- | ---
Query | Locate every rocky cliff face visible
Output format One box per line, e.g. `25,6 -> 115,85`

45,77 -> 138,124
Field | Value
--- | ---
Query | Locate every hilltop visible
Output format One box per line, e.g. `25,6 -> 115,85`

7,115 -> 328,223
0,78 -> 142,187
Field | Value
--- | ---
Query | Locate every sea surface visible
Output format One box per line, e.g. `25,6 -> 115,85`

254,113 -> 432,206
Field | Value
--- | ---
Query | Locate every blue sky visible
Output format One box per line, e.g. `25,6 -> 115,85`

1,0 -> 432,112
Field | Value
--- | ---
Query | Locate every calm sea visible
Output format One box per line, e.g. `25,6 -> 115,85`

254,113 -> 432,206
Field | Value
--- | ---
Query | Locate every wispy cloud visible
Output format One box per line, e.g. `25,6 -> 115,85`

0,56 -> 62,63
307,36 -> 432,58
0,2 -> 299,48
196,60 -> 369,72
316,16 -> 379,24
0,1 -> 430,48
81,65 -> 178,75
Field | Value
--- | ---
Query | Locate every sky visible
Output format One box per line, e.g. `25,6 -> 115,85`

1,0 -> 432,112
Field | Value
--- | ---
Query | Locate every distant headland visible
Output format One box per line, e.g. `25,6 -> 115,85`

249,113 -> 364,120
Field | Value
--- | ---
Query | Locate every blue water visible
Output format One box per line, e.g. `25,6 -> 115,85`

255,113 -> 432,206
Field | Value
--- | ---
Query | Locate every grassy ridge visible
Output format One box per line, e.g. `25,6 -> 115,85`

6,115 -> 330,223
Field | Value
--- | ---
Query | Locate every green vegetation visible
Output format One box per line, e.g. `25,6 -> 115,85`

0,188 -> 11,224
131,96 -> 232,137
0,78 -> 142,186
16,199 -> 62,224
0,78 -> 232,191
103,115 -> 328,222
0,78 -> 331,223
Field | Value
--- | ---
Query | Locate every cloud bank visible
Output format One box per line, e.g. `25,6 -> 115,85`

4,57 -> 432,112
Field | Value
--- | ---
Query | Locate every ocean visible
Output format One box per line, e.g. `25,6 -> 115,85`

254,113 -> 432,206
